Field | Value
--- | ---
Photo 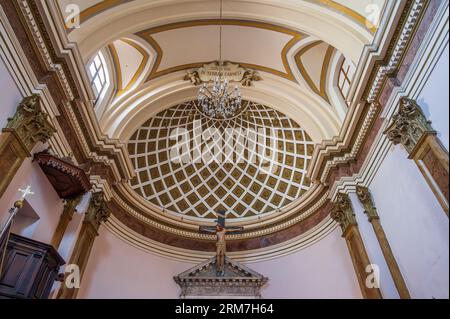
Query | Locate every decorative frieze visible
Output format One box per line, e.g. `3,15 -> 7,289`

384,98 -> 435,155
174,257 -> 268,299
184,61 -> 262,87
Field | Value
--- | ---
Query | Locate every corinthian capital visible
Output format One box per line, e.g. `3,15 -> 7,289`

384,98 -> 435,155
331,193 -> 357,235
356,186 -> 379,221
85,192 -> 111,232
4,94 -> 56,153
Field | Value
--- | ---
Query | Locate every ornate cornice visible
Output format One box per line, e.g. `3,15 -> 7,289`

384,97 -> 435,155
110,184 -> 330,241
330,193 -> 357,235
34,150 -> 92,199
4,94 -> 56,153
308,0 -> 428,185
356,186 -> 379,221
366,0 -> 426,103
16,0 -> 75,101
11,0 -> 134,183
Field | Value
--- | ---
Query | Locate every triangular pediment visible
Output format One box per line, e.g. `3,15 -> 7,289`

175,257 -> 266,281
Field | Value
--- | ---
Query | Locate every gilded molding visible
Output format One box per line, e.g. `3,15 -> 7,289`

356,186 -> 379,221
330,193 -> 357,235
136,19 -> 304,82
384,98 -> 435,155
71,0 -> 376,34
4,95 -> 56,153
111,186 -> 330,241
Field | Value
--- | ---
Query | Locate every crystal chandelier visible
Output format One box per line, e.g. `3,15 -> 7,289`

197,0 -> 242,119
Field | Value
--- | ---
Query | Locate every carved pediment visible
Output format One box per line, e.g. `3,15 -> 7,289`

174,257 -> 268,298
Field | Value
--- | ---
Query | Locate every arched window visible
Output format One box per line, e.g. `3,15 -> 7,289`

338,58 -> 356,106
88,52 -> 109,105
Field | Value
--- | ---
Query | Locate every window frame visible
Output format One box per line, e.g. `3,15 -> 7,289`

89,52 -> 108,105
338,59 -> 354,106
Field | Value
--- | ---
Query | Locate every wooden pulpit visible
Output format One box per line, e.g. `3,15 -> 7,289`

0,233 -> 65,299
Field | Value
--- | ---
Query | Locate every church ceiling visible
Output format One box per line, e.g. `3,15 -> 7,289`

106,22 -> 338,103
128,101 -> 314,220
58,0 -> 385,35
27,0 -> 413,261
136,20 -> 304,82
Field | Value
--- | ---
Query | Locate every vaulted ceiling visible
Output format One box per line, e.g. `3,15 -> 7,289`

56,0 -> 389,143
44,0 -> 405,260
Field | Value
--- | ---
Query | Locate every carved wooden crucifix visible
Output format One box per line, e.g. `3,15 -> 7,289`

199,211 -> 244,276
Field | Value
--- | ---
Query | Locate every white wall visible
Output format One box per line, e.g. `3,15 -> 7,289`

350,193 -> 399,299
77,226 -> 362,299
369,146 -> 449,299
0,56 -> 22,131
417,43 -> 449,150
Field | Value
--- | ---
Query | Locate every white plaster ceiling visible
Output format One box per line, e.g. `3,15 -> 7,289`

151,25 -> 292,73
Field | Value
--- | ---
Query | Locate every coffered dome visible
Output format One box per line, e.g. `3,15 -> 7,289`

128,100 -> 314,221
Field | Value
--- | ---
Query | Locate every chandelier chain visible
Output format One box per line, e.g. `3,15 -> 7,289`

197,0 -> 242,120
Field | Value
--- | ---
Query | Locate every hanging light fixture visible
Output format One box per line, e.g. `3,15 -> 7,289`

198,0 -> 242,119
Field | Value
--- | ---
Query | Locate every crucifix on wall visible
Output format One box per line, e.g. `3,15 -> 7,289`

199,211 -> 244,277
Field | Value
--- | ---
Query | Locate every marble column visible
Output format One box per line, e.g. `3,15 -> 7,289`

331,193 -> 383,299
0,94 -> 56,198
51,195 -> 83,249
385,98 -> 449,215
356,186 -> 411,299
57,192 -> 110,299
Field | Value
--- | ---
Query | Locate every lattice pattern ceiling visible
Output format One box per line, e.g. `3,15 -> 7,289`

128,101 -> 314,219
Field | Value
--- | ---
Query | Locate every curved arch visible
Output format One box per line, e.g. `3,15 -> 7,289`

69,0 -> 374,64
100,72 -> 341,143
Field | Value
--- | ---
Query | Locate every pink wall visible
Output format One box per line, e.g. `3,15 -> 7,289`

78,226 -> 362,299
0,143 -> 64,245
77,226 -> 195,299
251,228 -> 362,299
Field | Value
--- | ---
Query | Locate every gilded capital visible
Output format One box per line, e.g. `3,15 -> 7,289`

331,193 -> 358,235
85,192 -> 111,232
356,186 -> 379,221
4,94 -> 56,152
384,98 -> 435,155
